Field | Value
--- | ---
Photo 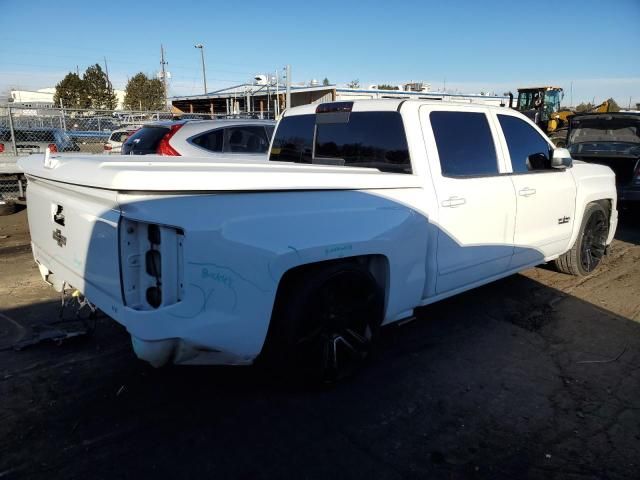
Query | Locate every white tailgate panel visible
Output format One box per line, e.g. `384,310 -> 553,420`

27,177 -> 122,302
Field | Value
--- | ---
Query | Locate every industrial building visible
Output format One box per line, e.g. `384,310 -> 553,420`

171,80 -> 509,116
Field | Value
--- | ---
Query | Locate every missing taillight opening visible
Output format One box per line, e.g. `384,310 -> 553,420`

148,224 -> 161,245
146,286 -> 162,308
146,250 -> 161,278
120,219 -> 182,311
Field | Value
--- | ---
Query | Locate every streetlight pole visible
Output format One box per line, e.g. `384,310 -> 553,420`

194,44 -> 207,95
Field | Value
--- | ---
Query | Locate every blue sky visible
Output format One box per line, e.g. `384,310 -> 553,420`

1,0 -> 638,106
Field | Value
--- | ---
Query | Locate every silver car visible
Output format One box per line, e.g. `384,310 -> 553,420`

121,119 -> 275,158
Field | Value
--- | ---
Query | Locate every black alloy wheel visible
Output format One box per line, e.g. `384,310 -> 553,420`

292,268 -> 382,382
579,208 -> 608,274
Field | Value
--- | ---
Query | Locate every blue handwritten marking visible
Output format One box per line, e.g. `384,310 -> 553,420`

187,261 -> 269,293
201,268 -> 233,288
325,244 -> 353,256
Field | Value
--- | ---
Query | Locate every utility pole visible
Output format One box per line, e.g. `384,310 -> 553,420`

160,44 -> 169,109
103,56 -> 111,87
285,64 -> 291,109
570,81 -> 573,108
266,80 -> 271,118
194,44 -> 207,95
275,70 -> 279,117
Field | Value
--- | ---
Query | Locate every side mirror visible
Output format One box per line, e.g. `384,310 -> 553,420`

551,147 -> 573,169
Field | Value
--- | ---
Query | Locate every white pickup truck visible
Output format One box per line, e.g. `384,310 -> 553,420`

19,100 -> 618,380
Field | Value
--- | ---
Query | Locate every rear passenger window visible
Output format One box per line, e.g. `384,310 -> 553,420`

315,112 -> 411,173
269,114 -> 315,163
430,111 -> 498,176
498,115 -> 552,173
224,126 -> 269,153
270,112 -> 411,173
191,128 -> 223,152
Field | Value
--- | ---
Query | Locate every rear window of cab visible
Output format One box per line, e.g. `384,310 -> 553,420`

269,111 -> 412,174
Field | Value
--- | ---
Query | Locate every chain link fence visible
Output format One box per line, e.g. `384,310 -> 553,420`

0,174 -> 26,201
0,105 -> 269,200
1,105 -> 209,157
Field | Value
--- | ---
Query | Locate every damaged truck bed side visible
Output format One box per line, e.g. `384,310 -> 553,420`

19,100 -> 619,380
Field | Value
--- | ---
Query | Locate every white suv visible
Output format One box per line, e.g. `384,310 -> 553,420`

120,119 -> 275,157
103,127 -> 140,154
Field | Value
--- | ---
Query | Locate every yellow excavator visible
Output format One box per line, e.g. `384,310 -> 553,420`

508,86 -> 611,146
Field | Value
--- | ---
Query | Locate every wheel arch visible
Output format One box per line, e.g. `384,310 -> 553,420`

258,254 -> 391,364
569,196 -> 615,249
273,254 -> 391,318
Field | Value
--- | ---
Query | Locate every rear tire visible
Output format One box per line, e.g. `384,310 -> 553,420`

261,261 -> 384,383
554,203 -> 609,276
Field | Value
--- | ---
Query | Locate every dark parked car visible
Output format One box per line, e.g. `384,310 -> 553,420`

0,127 -> 80,155
567,113 -> 640,204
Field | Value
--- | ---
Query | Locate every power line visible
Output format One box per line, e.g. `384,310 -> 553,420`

0,47 -> 261,72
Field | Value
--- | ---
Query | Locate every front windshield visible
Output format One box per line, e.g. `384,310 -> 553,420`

569,119 -> 639,144
568,117 -> 640,154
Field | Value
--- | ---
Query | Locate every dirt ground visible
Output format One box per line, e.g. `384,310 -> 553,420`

1,207 -> 639,479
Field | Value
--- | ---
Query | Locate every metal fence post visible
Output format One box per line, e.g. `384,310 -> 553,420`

17,176 -> 24,198
59,99 -> 67,131
7,106 -> 18,156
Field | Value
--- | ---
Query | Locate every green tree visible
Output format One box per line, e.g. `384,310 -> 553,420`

322,77 -> 330,86
347,79 -> 360,89
83,64 -> 117,110
377,84 -> 398,90
53,73 -> 87,108
605,97 -> 620,112
124,73 -> 166,111
575,102 -> 594,113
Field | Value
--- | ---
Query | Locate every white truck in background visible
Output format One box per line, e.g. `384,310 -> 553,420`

19,99 -> 618,380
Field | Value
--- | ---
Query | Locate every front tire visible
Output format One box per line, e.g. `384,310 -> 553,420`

554,203 -> 609,276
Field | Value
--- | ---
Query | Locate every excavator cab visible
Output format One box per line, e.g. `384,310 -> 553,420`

516,87 -> 564,129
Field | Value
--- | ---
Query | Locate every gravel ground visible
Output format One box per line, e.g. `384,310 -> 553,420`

0,207 -> 639,480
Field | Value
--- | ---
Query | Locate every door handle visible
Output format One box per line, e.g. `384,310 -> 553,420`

441,196 -> 466,208
518,187 -> 536,197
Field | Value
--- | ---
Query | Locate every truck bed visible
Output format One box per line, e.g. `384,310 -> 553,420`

19,154 -> 422,192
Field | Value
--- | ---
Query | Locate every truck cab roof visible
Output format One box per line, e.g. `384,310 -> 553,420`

283,98 -> 513,117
